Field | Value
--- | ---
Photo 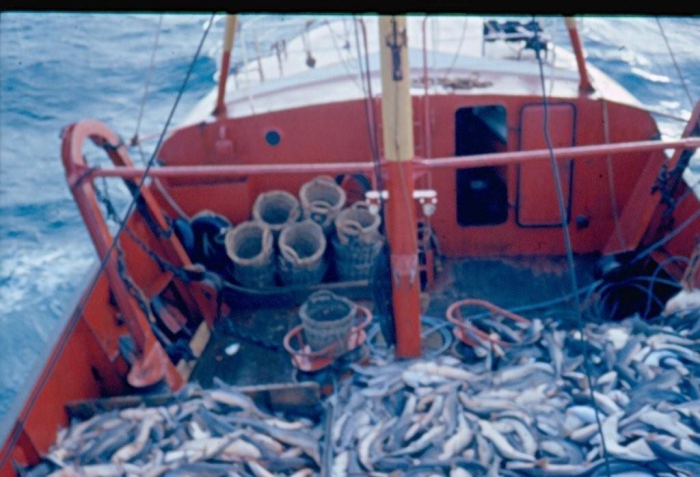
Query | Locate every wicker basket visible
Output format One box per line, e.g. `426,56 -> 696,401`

252,190 -> 301,238
299,176 -> 347,234
278,221 -> 328,286
299,290 -> 357,356
225,221 -> 275,289
332,202 -> 383,281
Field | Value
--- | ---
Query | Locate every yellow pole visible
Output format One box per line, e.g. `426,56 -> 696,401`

379,16 -> 414,162
378,15 -> 422,358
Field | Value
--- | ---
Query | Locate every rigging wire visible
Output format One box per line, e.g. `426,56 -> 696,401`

534,18 -> 611,476
128,14 -> 190,220
353,17 -> 384,200
602,99 -> 627,251
656,18 -> 694,110
0,14 -> 217,462
132,14 -> 164,161
324,19 -> 364,93
442,17 -> 470,81
631,207 -> 700,264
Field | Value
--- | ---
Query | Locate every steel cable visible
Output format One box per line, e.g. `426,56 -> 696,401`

534,20 -> 612,475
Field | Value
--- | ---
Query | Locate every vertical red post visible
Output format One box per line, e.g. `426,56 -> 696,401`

565,17 -> 594,94
378,16 -> 422,358
214,15 -> 238,117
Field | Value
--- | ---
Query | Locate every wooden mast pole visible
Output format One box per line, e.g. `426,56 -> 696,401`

214,15 -> 238,117
378,16 -> 422,358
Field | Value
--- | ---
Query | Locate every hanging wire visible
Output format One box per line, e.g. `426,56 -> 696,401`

534,17 -> 611,476
0,14 -> 217,461
324,19 -> 364,92
656,17 -> 694,110
602,99 -> 627,251
128,14 -> 190,220
353,16 -> 383,201
131,14 -> 164,159
643,255 -> 690,317
631,207 -> 700,264
442,17 -> 470,81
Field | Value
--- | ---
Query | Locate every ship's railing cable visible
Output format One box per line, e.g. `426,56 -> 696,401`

0,15 -> 217,465
535,17 -> 612,476
656,18 -> 694,110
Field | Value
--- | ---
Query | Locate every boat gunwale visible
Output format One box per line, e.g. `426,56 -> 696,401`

0,261 -> 102,466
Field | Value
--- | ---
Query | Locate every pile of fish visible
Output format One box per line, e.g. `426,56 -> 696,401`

329,311 -> 700,476
25,379 -> 322,477
24,310 -> 700,476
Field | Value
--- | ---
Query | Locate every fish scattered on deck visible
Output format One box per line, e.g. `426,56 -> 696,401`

25,310 -> 700,476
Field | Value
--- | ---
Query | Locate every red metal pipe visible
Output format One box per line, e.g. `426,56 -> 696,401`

88,137 -> 700,182
91,161 -> 377,180
419,137 -> 700,170
565,17 -> 594,94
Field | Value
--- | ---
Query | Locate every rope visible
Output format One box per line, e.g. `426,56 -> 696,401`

656,18 -> 694,110
534,27 -> 612,475
131,14 -> 164,162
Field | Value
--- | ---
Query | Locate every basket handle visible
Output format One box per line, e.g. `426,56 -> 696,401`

338,220 -> 365,237
309,200 -> 332,214
313,175 -> 337,186
307,289 -> 336,301
280,243 -> 302,264
350,201 -> 373,213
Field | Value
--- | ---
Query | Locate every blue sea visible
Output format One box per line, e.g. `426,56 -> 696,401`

0,13 -> 698,421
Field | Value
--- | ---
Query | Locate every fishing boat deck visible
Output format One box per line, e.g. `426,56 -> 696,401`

190,254 -> 599,389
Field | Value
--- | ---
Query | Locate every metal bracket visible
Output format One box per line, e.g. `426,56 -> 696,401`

365,189 -> 437,216
391,253 -> 418,288
385,17 -> 407,81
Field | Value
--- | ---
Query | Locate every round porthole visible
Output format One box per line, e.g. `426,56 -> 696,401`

265,130 -> 281,146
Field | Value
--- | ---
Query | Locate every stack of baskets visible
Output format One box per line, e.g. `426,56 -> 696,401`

183,175 -> 384,289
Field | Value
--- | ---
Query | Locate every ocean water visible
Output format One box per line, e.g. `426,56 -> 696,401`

0,13 -> 698,421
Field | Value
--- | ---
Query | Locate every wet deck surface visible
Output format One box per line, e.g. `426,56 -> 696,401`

190,254 -> 598,388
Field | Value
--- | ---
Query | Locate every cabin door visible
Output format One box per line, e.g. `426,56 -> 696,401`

516,103 -> 576,227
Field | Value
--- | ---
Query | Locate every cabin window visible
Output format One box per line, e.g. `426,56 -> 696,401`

454,106 -> 508,227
